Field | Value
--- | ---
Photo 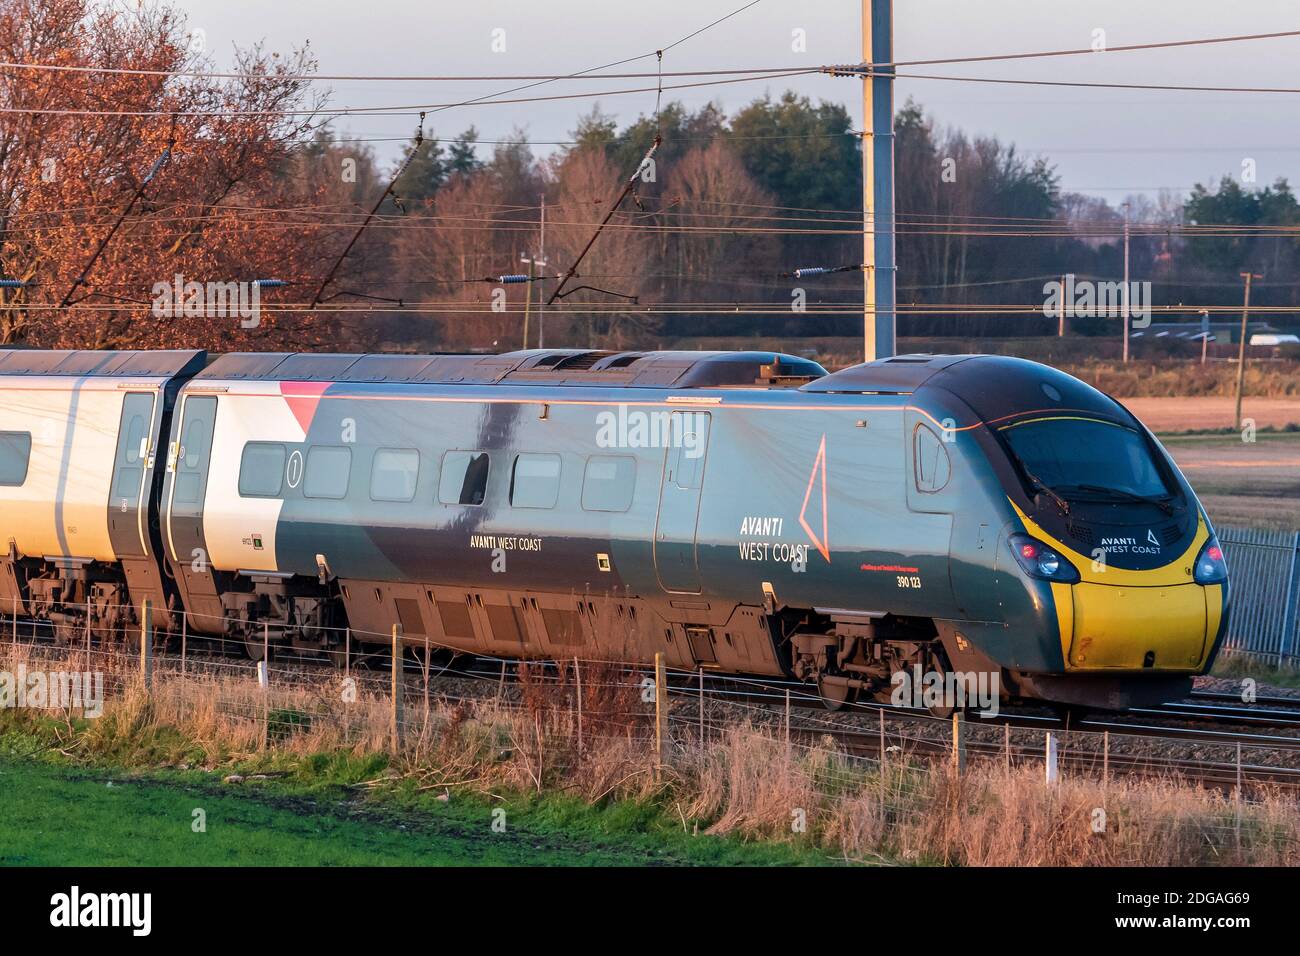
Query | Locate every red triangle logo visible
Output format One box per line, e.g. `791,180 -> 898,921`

280,381 -> 331,435
798,434 -> 830,562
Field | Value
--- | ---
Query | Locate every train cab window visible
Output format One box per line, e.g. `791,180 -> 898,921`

581,455 -> 636,512
238,442 -> 287,498
0,431 -> 31,486
509,454 -> 561,509
370,448 -> 419,502
1001,417 -> 1170,500
914,424 -> 951,493
439,450 -> 490,506
304,446 -> 352,499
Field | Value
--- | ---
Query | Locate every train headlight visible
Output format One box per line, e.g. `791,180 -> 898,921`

1009,534 -> 1080,584
1193,536 -> 1228,585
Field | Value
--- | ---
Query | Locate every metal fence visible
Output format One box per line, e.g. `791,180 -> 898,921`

1219,525 -> 1300,662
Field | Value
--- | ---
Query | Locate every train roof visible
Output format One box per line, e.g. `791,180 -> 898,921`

193,349 -> 829,389
0,348 -> 206,377
807,352 -> 1134,426
801,354 -> 979,393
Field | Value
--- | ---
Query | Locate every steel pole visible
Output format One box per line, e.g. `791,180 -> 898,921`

862,0 -> 895,362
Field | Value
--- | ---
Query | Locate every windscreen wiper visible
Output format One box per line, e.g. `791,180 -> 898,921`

1023,470 -> 1070,516
1059,483 -> 1174,516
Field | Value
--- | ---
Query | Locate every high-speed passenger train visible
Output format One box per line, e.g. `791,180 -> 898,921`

0,347 -> 1229,710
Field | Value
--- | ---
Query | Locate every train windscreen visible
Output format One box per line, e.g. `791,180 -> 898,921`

1000,417 -> 1171,501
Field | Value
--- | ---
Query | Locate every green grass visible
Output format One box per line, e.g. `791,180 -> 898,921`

0,745 -> 833,867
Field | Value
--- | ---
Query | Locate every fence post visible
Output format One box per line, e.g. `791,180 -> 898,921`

390,624 -> 404,752
951,711 -> 966,773
1279,531 -> 1300,661
1235,741 -> 1244,850
1004,723 -> 1011,773
574,656 -> 583,755
139,600 -> 153,693
654,651 -> 666,777
181,616 -> 187,677
1045,732 -> 1059,786
344,627 -> 351,679
11,595 -> 17,645
697,667 -> 704,745
784,689 -> 791,752
878,707 -> 886,764
1102,730 -> 1110,788
84,598 -> 91,655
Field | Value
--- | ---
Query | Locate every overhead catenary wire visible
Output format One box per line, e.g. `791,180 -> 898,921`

1,26 -> 1292,81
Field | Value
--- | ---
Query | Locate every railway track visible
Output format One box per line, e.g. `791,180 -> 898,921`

6,624 -> 1300,789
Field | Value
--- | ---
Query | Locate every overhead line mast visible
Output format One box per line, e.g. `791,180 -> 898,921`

862,0 -> 896,361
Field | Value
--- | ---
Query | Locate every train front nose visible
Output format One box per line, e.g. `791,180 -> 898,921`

1010,511 -> 1229,676
1062,525 -> 1228,673
1066,580 -> 1216,670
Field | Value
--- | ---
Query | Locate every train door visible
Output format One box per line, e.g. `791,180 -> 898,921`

904,410 -> 961,619
107,391 -> 156,558
164,394 -> 223,630
654,411 -> 711,593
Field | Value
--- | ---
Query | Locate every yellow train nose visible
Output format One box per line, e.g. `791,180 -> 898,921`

1065,581 -> 1219,670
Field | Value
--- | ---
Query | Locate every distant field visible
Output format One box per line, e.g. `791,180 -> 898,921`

1127,396 -> 1300,432
1163,431 -> 1300,530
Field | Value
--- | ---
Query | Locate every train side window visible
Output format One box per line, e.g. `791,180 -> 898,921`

173,396 -> 216,505
239,442 -> 287,498
581,455 -> 636,512
305,446 -> 352,499
671,412 -> 709,489
0,431 -> 31,486
914,424 -> 951,493
510,453 -> 561,509
370,448 -> 419,502
439,450 -> 490,506
112,393 -> 154,502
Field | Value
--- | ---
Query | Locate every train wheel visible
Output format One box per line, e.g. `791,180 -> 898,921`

242,633 -> 269,663
817,677 -> 858,711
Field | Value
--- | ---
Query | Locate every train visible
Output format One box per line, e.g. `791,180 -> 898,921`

0,347 -> 1230,711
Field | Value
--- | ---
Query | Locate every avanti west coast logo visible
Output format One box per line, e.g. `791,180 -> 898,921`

151,274 -> 262,328
595,405 -> 706,459
50,886 -> 151,936
0,665 -> 103,717
1042,274 -> 1152,328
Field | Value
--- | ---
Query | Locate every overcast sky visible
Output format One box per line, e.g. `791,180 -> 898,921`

179,0 -> 1300,202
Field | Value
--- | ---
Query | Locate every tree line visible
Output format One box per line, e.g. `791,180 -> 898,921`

3,0 -> 1297,353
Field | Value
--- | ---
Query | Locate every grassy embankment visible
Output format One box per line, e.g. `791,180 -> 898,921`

2,643 -> 1298,867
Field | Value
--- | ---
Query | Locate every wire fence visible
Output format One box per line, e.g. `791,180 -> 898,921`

4,609 -> 1300,863
1219,525 -> 1300,664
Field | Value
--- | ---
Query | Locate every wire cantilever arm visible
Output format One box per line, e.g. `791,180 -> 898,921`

545,134 -> 661,307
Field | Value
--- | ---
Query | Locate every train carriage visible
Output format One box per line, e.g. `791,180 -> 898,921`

0,347 -> 1230,711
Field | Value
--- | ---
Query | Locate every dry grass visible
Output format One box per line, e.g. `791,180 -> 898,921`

3,641 -> 1298,866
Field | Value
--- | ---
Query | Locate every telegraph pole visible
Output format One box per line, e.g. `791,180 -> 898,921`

1235,272 -> 1262,432
1121,201 -> 1131,363
537,196 -> 548,348
862,0 -> 896,362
